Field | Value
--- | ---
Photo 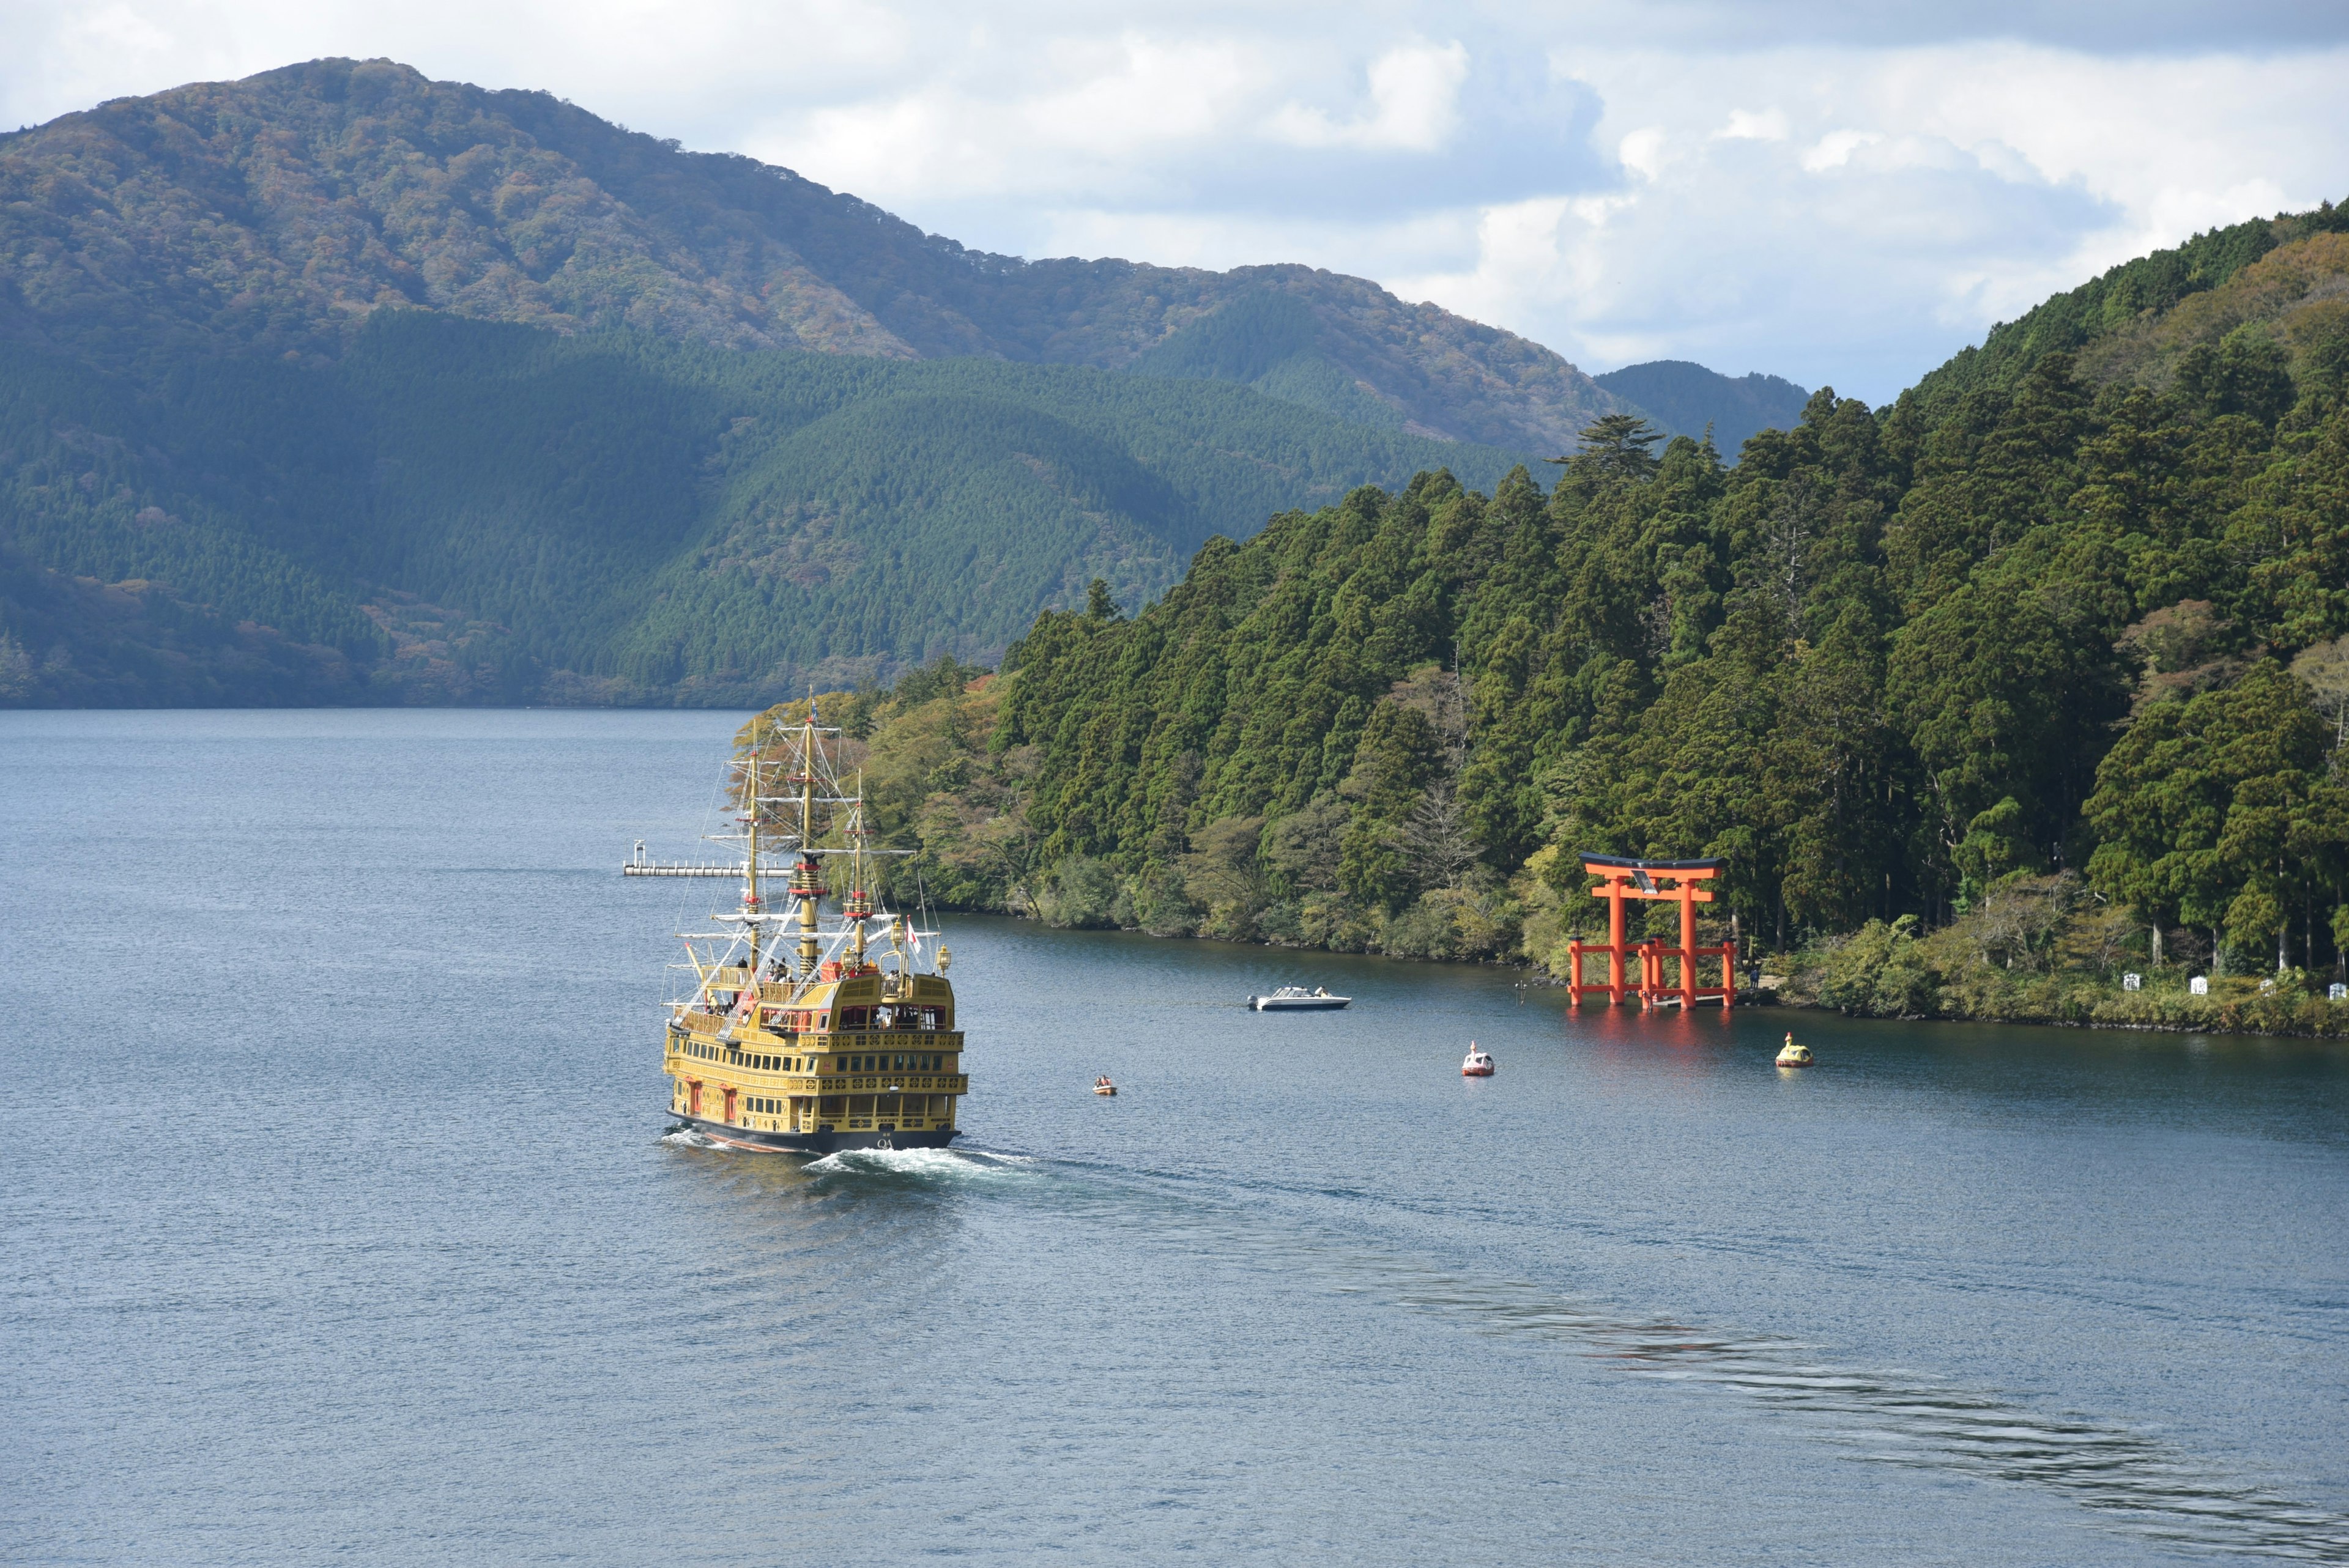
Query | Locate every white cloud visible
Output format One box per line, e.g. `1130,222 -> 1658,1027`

1390,39 -> 2349,398
1,4 -> 2344,404
1716,108 -> 1788,142
1269,39 -> 1468,150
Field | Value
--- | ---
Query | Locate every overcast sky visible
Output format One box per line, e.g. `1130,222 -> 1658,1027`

6,0 -> 2345,402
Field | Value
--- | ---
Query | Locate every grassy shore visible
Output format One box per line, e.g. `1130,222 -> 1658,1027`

1761,875 -> 2349,1038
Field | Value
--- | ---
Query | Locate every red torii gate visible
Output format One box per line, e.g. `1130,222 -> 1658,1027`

1566,854 -> 1737,1010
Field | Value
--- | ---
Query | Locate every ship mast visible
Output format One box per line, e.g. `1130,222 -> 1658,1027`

795,705 -> 822,979
845,769 -> 870,970
743,714 -> 762,977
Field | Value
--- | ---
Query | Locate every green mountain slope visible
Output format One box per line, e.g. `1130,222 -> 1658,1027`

1592,360 -> 1810,453
0,312 -> 1538,705
825,199 -> 2349,998
0,57 -> 1622,451
1907,199 -> 2349,418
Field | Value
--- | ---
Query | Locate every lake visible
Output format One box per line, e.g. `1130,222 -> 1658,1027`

2,709 -> 2345,1566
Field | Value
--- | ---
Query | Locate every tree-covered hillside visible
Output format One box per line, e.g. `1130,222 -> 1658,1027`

1909,199 -> 2349,418
0,312 -> 1537,705
787,200 -> 2349,1018
0,58 -> 1624,451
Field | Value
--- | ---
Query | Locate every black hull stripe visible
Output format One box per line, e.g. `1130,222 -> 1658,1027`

675,1115 -> 959,1155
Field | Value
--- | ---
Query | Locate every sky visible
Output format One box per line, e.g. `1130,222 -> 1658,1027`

4,0 -> 2346,402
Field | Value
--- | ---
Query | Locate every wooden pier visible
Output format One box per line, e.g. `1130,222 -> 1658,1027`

622,841 -> 754,878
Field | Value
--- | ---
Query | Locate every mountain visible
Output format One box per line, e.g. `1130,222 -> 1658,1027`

0,57 -> 1620,452
1592,360 -> 1810,454
0,312 -> 1538,706
817,198 -> 2349,997
0,57 -> 1660,706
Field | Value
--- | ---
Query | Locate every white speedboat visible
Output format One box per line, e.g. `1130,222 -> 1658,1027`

1247,985 -> 1351,1011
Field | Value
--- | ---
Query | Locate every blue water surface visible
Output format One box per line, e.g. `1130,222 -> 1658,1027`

2,709 -> 2345,1566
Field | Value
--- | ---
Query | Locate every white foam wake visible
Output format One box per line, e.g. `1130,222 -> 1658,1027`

805,1145 -> 1034,1180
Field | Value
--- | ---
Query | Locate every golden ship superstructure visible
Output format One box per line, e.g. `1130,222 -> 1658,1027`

661,707 -> 965,1152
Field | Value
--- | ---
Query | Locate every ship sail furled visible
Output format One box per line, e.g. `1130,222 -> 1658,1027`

658,704 -> 965,1152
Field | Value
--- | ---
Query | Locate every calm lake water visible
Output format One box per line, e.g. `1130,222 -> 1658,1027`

4,709 -> 2347,1566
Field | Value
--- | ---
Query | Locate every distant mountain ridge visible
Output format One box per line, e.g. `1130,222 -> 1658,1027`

0,57 -> 1624,452
1592,360 -> 1810,454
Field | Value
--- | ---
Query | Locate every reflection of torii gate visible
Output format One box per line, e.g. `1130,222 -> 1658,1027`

1566,854 -> 1736,1010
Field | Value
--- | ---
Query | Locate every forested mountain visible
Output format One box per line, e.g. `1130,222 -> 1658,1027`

786,199 -> 2349,1012
0,312 -> 1536,705
0,57 -> 1620,451
1594,361 -> 1810,454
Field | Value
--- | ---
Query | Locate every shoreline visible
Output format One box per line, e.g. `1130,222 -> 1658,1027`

989,908 -> 2349,1043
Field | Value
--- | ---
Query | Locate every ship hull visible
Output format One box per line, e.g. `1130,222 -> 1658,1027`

672,1116 -> 960,1155
1252,998 -> 1349,1010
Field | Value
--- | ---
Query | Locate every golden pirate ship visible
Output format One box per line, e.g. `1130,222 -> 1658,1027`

660,707 -> 965,1152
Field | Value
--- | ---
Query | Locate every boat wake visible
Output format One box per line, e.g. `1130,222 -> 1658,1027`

1387,1271 -> 2349,1562
1080,1167 -> 2349,1563
805,1145 -> 1036,1181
